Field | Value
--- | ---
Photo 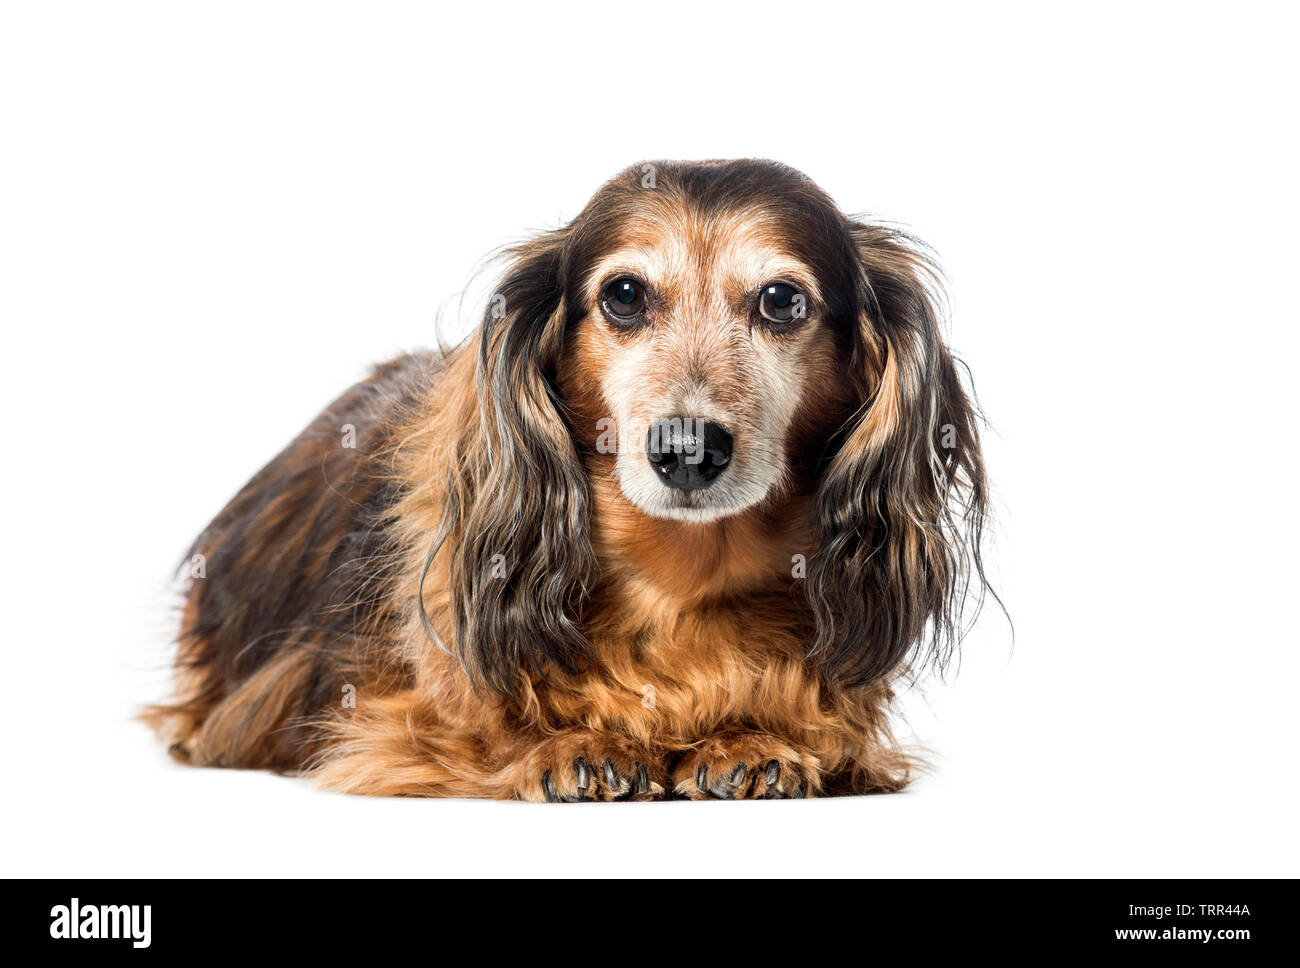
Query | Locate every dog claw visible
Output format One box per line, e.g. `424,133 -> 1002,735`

541,751 -> 659,802
684,751 -> 810,800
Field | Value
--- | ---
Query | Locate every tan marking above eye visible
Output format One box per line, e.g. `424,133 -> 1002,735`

583,218 -> 822,314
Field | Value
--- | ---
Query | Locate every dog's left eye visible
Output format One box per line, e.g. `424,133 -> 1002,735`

758,283 -> 806,325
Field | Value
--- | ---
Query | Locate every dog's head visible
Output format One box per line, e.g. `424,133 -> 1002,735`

443,160 -> 990,694
554,162 -> 864,524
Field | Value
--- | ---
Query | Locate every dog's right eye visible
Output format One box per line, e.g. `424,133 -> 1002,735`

601,278 -> 647,323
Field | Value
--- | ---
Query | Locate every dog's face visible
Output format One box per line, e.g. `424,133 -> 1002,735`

454,159 -> 989,693
557,166 -> 861,523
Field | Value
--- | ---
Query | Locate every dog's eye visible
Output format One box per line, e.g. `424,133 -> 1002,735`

758,283 -> 806,325
601,278 -> 647,323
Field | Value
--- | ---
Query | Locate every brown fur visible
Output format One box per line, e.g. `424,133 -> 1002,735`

146,160 -> 991,800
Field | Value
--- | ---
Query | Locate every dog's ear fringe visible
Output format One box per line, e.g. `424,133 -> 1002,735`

421,227 -> 598,698
804,220 -> 1001,690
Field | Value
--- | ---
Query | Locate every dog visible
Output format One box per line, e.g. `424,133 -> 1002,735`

147,159 -> 991,800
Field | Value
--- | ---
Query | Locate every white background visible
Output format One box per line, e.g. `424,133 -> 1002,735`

2,1 -> 1296,878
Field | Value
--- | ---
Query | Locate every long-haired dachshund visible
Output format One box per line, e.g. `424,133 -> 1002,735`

147,159 -> 991,800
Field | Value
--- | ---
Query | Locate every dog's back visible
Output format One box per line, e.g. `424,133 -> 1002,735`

146,351 -> 436,769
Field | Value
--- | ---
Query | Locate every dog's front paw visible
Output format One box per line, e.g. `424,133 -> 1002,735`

673,732 -> 821,800
513,731 -> 666,803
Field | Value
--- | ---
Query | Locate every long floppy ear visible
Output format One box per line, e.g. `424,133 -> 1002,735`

438,228 -> 596,696
805,221 -> 991,688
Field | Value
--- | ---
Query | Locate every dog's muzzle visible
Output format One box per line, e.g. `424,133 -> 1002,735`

644,417 -> 734,489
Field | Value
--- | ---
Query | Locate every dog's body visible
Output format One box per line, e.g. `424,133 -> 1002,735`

149,160 -> 989,800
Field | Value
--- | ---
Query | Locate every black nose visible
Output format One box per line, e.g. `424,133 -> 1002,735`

645,418 -> 734,489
